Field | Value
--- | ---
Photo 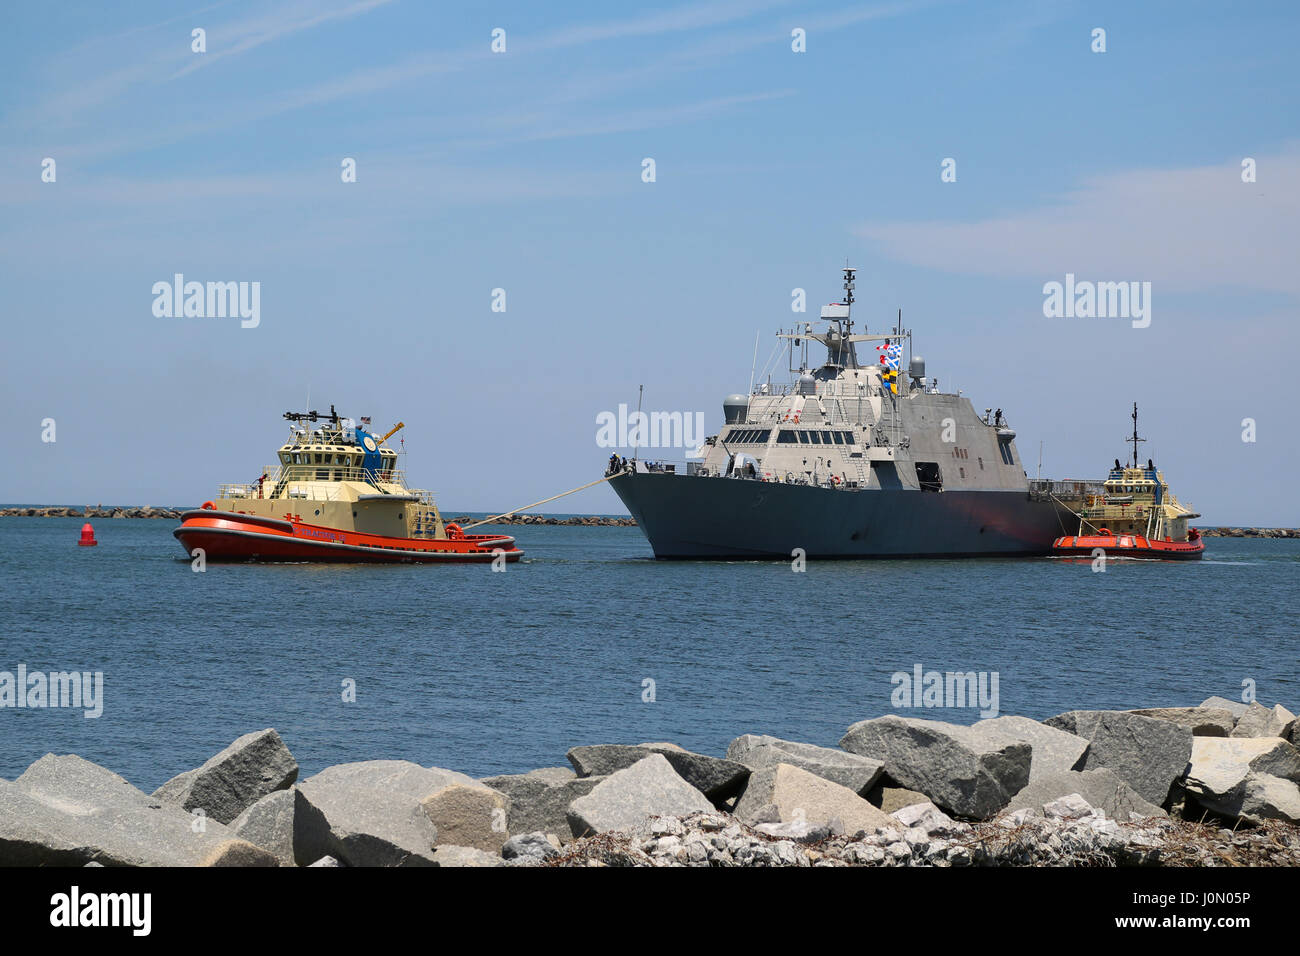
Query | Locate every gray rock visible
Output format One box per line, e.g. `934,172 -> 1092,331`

230,786 -> 335,867
2,757 -> 277,867
1230,702 -> 1297,739
431,845 -> 505,867
1004,768 -> 1167,821
501,831 -> 560,861
566,755 -> 713,836
734,763 -> 893,833
753,819 -> 831,843
1042,793 -> 1097,822
480,768 -> 604,841
299,760 -> 471,867
890,800 -> 968,837
420,783 -> 509,852
725,734 -> 884,794
876,786 -> 930,814
1182,736 -> 1300,823
973,715 -> 1089,781
1129,706 -> 1237,737
303,760 -> 474,798
1200,696 -> 1249,719
566,743 -> 749,802
17,753 -> 155,811
152,729 -> 298,825
840,715 -> 1031,819
203,841 -> 279,866
1044,711 -> 1192,807
483,766 -> 575,787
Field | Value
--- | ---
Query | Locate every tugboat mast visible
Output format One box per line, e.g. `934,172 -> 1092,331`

1128,402 -> 1146,469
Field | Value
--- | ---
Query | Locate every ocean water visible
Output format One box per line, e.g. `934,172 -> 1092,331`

1,516 -> 1296,791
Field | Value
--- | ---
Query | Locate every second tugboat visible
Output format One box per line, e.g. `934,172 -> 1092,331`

1051,404 -> 1203,560
173,407 -> 523,563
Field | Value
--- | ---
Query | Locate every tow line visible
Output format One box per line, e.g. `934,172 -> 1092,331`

460,470 -> 627,531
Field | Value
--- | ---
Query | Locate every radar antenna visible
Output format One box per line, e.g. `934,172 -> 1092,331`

1127,402 -> 1146,468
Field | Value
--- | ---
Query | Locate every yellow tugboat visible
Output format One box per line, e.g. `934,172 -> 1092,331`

173,406 -> 522,563
1052,404 -> 1203,560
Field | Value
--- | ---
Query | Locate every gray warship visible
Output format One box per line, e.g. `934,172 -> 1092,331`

608,267 -> 1080,558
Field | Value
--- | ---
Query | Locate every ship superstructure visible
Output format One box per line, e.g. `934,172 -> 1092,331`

608,267 -> 1077,558
173,406 -> 521,563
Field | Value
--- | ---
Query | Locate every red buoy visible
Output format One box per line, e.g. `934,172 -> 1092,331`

78,523 -> 98,547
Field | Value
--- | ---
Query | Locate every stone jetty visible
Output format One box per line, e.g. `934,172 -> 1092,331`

1197,527 -> 1298,538
0,506 -> 636,526
0,506 -> 186,519
3,700 -> 1298,867
7,508 -> 1300,535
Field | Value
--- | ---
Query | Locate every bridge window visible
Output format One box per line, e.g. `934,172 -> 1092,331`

778,430 -> 799,444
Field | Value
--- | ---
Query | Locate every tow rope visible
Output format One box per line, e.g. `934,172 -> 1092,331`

460,470 -> 627,530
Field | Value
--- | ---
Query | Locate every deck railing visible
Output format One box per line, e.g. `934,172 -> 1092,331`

217,464 -> 431,504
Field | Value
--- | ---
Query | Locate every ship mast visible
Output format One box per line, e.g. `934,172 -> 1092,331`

1128,402 -> 1146,469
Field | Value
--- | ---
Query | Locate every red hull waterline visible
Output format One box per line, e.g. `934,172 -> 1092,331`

173,509 -> 523,564
1051,529 -> 1203,560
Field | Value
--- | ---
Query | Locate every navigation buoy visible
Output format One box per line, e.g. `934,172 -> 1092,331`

78,523 -> 98,547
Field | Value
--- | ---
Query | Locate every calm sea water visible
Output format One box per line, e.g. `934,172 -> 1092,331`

1,515 -> 1296,791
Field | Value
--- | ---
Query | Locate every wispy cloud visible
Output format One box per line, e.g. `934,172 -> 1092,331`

854,147 -> 1300,295
169,0 -> 396,78
15,0 -> 397,123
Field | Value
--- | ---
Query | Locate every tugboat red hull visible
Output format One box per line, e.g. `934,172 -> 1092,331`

172,509 -> 522,563
1051,528 -> 1203,560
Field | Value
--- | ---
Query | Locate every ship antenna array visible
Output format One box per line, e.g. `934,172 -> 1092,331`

1128,402 -> 1146,468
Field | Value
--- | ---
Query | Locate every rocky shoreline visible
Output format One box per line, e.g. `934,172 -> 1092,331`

0,506 -> 636,526
3,697 -> 1298,867
1196,527 -> 1298,538
5,507 -> 1300,536
1,506 -> 187,519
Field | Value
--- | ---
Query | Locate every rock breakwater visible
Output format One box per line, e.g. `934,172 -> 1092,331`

3,698 -> 1297,867
0,506 -> 637,526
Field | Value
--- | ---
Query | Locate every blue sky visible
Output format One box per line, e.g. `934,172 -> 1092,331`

1,0 -> 1297,523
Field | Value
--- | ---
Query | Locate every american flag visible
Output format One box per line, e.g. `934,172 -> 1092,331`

360,416 -> 371,425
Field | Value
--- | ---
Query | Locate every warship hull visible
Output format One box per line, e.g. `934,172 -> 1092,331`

610,473 -> 1074,559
